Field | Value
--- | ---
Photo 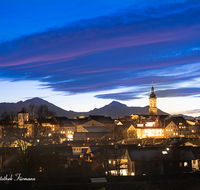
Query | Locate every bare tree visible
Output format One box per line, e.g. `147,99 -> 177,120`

1,111 -> 11,120
36,105 -> 56,119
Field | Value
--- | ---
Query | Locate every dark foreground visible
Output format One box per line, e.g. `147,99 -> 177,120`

1,173 -> 200,190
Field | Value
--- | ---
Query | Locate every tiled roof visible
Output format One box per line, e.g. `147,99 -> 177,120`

84,126 -> 110,132
55,117 -> 75,127
37,118 -> 58,125
29,145 -> 73,156
128,147 -> 195,161
165,116 -> 188,127
89,115 -> 114,124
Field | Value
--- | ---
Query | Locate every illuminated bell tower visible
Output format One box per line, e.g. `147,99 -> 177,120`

18,107 -> 29,128
149,83 -> 157,115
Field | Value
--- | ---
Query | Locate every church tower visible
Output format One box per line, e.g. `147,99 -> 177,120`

18,107 -> 29,128
149,83 -> 157,115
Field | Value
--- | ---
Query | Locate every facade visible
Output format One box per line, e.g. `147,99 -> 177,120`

76,120 -> 105,132
131,115 -> 165,139
165,116 -> 188,138
55,117 -> 76,141
18,107 -> 29,128
88,115 -> 115,131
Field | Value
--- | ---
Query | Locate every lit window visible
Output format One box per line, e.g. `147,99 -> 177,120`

184,162 -> 188,167
39,167 -> 43,172
162,151 -> 168,154
109,160 -> 111,164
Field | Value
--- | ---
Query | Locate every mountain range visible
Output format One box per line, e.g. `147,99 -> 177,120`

0,97 -> 195,119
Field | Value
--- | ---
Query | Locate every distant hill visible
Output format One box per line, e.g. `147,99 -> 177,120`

170,114 -> 195,120
0,98 -> 171,119
0,97 -> 78,118
87,101 -> 168,118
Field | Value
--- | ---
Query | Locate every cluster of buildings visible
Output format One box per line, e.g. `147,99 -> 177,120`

1,85 -> 199,142
0,85 -> 200,177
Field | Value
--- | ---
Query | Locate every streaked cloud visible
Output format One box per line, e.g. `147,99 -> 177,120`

0,0 -> 200,104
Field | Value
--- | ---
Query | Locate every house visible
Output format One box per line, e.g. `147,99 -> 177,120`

126,147 -> 196,175
55,117 -> 76,141
86,145 -> 128,176
133,115 -> 165,139
88,115 -> 115,131
165,116 -> 188,138
115,121 -> 136,140
76,119 -> 105,132
191,147 -> 200,171
28,144 -> 73,174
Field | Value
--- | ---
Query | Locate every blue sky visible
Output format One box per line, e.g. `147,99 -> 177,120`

1,0 -> 200,116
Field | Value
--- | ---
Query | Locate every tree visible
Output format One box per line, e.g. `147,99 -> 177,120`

36,105 -> 56,119
127,127 -> 137,139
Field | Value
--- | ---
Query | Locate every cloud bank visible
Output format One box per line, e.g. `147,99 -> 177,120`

1,0 -> 200,101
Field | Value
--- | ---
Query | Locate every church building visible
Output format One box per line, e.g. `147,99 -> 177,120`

149,83 -> 157,115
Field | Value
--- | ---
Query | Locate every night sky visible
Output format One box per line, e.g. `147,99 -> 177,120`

1,0 -> 200,116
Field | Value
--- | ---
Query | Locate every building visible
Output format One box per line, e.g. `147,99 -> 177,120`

149,83 -> 157,115
55,117 -> 76,141
165,116 -> 188,138
126,147 -> 196,175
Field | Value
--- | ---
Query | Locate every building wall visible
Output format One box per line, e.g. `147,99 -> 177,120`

135,161 -> 164,175
149,97 -> 157,115
77,120 -> 104,132
18,113 -> 29,127
26,124 -> 34,137
165,121 -> 188,138
136,128 -> 165,138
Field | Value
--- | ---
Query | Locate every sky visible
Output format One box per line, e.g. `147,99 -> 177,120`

0,0 -> 200,117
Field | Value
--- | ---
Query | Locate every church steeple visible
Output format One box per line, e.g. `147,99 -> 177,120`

149,82 -> 157,115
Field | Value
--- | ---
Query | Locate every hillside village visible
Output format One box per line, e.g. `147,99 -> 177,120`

0,85 -> 200,188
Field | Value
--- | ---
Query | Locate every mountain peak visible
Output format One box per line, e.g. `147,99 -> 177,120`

108,101 -> 127,107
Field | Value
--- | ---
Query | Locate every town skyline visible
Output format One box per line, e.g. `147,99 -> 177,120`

1,0 -> 200,117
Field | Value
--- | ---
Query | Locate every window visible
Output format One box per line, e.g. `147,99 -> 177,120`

184,162 -> 188,167
193,160 -> 196,164
179,162 -> 182,167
